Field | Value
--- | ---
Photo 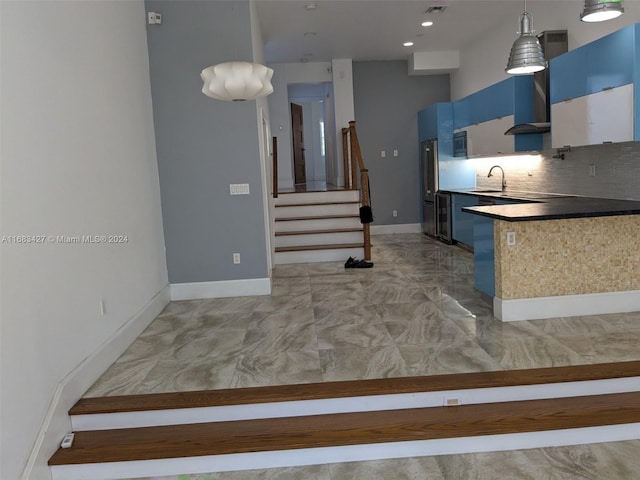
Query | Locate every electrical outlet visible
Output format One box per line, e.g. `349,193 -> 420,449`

393,149 -> 399,157
380,150 -> 386,158
588,165 -> 596,177
507,231 -> 516,246
392,210 -> 398,217
443,396 -> 461,406
233,253 -> 241,264
100,299 -> 106,316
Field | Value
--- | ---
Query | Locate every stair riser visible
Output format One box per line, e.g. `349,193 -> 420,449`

70,377 -> 640,432
275,232 -> 363,248
275,247 -> 364,264
275,191 -> 359,205
50,423 -> 640,480
276,204 -> 359,218
274,217 -> 362,233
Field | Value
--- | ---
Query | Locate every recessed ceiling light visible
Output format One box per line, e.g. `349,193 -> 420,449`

403,42 -> 414,47
304,32 -> 317,37
305,3 -> 317,10
421,21 -> 434,27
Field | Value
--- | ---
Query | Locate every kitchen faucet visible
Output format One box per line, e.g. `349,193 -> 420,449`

488,165 -> 507,192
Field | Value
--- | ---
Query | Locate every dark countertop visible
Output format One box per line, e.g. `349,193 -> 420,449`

443,189 -> 640,222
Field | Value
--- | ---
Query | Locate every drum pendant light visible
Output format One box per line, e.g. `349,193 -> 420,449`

201,62 -> 274,101
581,0 -> 624,22
506,0 -> 547,75
200,4 -> 274,102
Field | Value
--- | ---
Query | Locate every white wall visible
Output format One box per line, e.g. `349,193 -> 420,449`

332,59 -> 356,187
451,0 -> 640,100
0,2 -> 168,479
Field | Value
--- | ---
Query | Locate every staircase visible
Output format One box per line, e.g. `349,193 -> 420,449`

274,189 -> 365,264
49,362 -> 640,480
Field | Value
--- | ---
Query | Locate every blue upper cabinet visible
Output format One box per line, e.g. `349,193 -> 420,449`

453,77 -> 543,154
551,24 -> 636,103
551,23 -> 640,147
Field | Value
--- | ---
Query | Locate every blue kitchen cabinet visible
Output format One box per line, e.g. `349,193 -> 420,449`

418,104 -> 475,191
452,194 -> 478,247
550,23 -> 640,148
550,24 -> 636,103
453,77 -> 543,156
473,199 -> 519,298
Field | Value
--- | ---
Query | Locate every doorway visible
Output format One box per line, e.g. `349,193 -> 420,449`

288,83 -> 335,190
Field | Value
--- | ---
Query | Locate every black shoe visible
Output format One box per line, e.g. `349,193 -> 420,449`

353,259 -> 374,268
344,256 -> 357,268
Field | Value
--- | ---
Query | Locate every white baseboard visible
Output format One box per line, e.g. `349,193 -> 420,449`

371,223 -> 422,235
22,286 -> 171,480
494,290 -> 640,322
170,278 -> 271,301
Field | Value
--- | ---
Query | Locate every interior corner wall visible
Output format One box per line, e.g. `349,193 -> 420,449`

450,0 -> 640,100
352,61 -> 450,226
0,2 -> 168,479
145,0 -> 269,284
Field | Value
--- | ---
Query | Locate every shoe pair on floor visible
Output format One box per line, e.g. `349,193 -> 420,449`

344,256 -> 374,269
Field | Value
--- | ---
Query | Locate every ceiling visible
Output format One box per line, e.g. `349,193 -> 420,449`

254,0 -> 537,64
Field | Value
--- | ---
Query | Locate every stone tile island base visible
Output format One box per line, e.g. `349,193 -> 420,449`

493,215 -> 640,321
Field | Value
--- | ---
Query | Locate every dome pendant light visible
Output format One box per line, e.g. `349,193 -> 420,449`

581,0 -> 624,23
201,62 -> 274,101
506,0 -> 547,75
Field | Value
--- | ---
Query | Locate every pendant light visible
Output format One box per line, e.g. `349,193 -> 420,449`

505,0 -> 547,75
201,62 -> 273,101
581,0 -> 624,22
200,4 -> 274,102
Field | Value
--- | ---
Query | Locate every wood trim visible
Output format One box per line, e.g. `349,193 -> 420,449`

272,136 -> 278,198
275,201 -> 360,208
275,228 -> 363,237
71,362 -> 640,415
51,391 -> 640,465
275,243 -> 364,253
274,214 -> 359,222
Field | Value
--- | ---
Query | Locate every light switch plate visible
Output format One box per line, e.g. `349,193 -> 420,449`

230,183 -> 250,195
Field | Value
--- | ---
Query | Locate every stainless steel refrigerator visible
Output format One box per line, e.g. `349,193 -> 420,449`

421,139 -> 438,237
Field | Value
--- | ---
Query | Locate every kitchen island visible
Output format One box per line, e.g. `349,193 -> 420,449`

457,192 -> 640,322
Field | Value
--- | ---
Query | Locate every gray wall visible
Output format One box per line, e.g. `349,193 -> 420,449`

475,141 -> 640,201
353,61 -> 450,225
146,0 -> 268,283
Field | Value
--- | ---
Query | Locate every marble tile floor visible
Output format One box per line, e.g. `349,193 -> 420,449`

85,233 -> 640,397
128,439 -> 640,480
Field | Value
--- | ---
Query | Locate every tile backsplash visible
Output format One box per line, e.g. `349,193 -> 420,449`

474,140 -> 640,200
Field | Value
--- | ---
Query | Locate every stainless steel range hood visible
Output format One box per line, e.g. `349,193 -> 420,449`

505,30 -> 567,136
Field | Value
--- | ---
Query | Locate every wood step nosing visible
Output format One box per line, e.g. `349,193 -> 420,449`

275,214 -> 359,222
70,376 -> 640,432
50,422 -> 640,479
71,361 -> 640,416
275,201 -> 360,207
275,228 -> 364,236
275,243 -> 364,253
50,392 -> 640,466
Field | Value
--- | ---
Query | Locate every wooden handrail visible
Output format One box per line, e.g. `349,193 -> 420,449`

341,121 -> 372,261
272,136 -> 278,199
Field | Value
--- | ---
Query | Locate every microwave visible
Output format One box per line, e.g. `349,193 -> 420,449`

453,131 -> 467,157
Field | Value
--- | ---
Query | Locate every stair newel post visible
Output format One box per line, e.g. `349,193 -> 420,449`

361,168 -> 372,261
272,136 -> 278,198
349,122 -> 358,189
341,127 -> 350,189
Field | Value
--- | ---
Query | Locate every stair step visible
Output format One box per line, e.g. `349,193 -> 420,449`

275,228 -> 363,236
275,190 -> 359,205
275,201 -> 360,208
275,243 -> 364,253
49,392 -> 640,467
70,362 -> 640,431
275,214 -> 359,222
